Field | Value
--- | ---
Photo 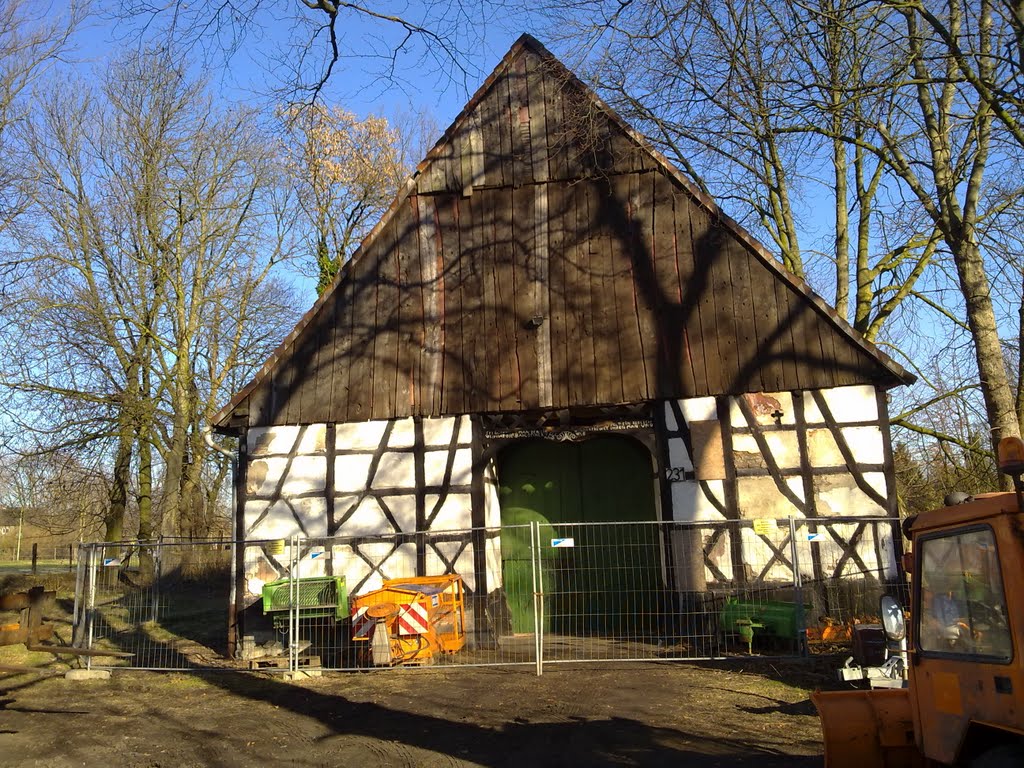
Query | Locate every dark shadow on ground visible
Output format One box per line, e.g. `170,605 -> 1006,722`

197,670 -> 819,768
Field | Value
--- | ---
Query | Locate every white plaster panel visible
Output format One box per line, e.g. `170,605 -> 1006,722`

663,402 -> 678,432
422,416 -> 458,446
703,527 -> 733,581
384,544 -> 418,580
671,479 -> 726,522
423,541 -> 475,589
388,417 -> 417,449
453,448 -> 474,486
249,426 -> 298,456
280,455 -> 327,496
803,385 -> 878,424
339,542 -> 417,594
329,546 -> 370,590
426,493 -> 474,531
424,448 -> 473,487
247,424 -> 326,455
245,499 -> 302,540
763,431 -> 801,469
736,477 -> 802,519
667,437 -> 693,472
290,497 -> 328,538
806,429 -> 842,467
243,500 -> 270,535
863,471 -> 889,500
248,456 -> 327,498
825,384 -> 878,423
839,426 -> 885,465
732,434 -> 759,454
384,494 -> 417,532
335,453 -> 374,492
296,549 -> 327,579
335,496 -> 394,535
813,476 -> 887,517
741,527 -> 791,581
681,396 -> 717,423
336,420 -> 389,451
451,547 -> 477,591
374,452 -> 416,489
483,463 -> 502,529
812,523 -> 860,572
786,477 -> 806,503
486,537 -> 503,588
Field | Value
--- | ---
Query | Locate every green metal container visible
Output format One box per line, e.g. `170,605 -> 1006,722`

261,576 -> 348,623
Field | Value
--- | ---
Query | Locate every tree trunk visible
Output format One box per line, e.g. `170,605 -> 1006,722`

105,427 -> 133,543
956,238 -> 1020,457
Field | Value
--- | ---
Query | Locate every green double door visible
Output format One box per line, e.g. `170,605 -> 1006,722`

498,436 -> 661,635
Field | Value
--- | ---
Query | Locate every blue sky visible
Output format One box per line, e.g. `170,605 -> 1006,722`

74,3 -> 542,135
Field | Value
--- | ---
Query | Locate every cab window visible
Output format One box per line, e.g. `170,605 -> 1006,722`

917,527 -> 1012,660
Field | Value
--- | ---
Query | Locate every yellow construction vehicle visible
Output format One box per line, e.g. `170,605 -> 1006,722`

814,436 -> 1024,767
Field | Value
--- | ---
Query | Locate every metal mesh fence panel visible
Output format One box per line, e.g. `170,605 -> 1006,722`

75,540 -> 235,670
792,517 -> 910,651
72,517 -> 906,672
537,520 -> 799,664
236,527 -> 540,672
533,517 -> 906,665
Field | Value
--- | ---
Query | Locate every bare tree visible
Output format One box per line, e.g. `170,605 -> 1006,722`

281,104 -> 410,294
0,0 -> 87,289
112,0 -> 495,101
542,0 -> 1023,466
1,50 -> 300,541
0,451 -> 108,544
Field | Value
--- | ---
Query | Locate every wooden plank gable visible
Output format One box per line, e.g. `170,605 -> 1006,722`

214,35 -> 912,431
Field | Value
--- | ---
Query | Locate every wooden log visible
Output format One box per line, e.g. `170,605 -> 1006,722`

26,643 -> 134,658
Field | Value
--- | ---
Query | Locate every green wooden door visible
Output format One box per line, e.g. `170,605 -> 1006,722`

498,436 -> 660,635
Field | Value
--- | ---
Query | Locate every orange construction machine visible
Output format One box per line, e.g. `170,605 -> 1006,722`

813,437 -> 1024,767
350,574 -> 466,666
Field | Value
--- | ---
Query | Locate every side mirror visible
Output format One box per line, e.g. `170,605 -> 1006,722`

880,595 -> 906,642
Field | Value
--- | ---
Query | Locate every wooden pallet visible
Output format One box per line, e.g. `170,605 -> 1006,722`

248,655 -> 321,671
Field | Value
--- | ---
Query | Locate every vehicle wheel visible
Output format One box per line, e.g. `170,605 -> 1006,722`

970,743 -> 1024,768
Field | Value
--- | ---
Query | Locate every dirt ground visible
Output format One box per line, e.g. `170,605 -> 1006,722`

0,571 -> 836,767
0,658 -> 830,768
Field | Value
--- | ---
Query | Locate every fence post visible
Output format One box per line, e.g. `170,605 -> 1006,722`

150,540 -> 162,624
788,517 -> 807,657
72,544 -> 86,643
85,545 -> 99,670
530,521 -> 545,676
289,535 -> 300,673
31,543 -> 38,574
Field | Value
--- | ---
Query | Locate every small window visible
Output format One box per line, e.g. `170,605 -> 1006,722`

917,527 -> 1012,660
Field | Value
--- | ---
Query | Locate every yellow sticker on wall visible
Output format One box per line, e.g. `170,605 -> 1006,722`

267,540 -> 285,556
752,518 -> 777,536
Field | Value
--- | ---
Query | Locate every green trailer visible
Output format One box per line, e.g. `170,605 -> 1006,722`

261,576 -> 348,629
719,597 -> 809,652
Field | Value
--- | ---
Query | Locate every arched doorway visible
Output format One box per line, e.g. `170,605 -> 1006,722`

497,435 -> 662,635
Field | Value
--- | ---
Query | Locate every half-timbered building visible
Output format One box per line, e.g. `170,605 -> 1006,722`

212,35 -> 914,647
